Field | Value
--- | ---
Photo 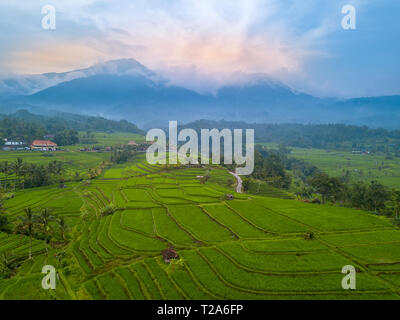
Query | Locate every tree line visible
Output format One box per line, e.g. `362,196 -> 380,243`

182,120 -> 400,151
0,109 -> 143,146
0,206 -> 69,279
0,158 -> 65,189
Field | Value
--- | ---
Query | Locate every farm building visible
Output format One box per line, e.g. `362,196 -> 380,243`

2,140 -> 28,151
161,248 -> 179,264
31,140 -> 58,151
127,141 -> 138,146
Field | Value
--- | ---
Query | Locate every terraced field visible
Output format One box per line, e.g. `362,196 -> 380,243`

1,157 -> 399,300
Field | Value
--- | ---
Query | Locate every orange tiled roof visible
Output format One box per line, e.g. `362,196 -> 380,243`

31,140 -> 57,147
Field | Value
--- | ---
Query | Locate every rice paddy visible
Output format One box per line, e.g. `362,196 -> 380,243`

0,154 -> 399,300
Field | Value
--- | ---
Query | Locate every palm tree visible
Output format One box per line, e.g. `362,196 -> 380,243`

13,158 -> 24,176
37,208 -> 54,253
0,251 -> 15,269
56,216 -> 70,241
389,189 -> 400,220
16,207 -> 36,259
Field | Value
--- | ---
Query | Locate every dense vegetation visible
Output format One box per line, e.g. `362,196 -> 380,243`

0,110 -> 143,145
0,158 -> 66,189
182,120 -> 400,152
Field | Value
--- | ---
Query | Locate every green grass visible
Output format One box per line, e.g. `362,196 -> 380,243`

227,200 -> 310,233
131,262 -> 163,299
114,267 -> 146,299
152,207 -> 197,247
287,146 -> 400,189
244,179 -> 294,199
1,139 -> 400,300
74,132 -> 145,150
216,242 -> 352,273
242,238 -> 328,253
144,259 -> 185,299
167,205 -> 235,243
253,197 -> 391,231
202,204 -> 268,239
0,150 -> 110,179
320,230 -> 400,246
120,209 -> 155,235
197,248 -> 390,292
96,272 -> 130,300
340,243 -> 400,264
109,211 -> 166,252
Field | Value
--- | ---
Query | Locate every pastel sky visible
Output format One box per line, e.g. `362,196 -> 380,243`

0,0 -> 399,97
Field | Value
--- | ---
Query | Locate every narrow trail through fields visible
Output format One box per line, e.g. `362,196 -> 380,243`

229,172 -> 242,193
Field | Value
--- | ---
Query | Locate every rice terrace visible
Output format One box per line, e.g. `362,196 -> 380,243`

0,0 -> 400,306
0,146 -> 399,300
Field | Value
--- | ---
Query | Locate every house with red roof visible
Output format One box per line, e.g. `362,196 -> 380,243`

127,140 -> 138,146
31,140 -> 58,151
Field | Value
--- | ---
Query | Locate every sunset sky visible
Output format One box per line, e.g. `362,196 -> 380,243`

0,0 -> 399,97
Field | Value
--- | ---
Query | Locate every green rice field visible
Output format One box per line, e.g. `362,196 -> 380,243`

289,147 -> 400,189
0,152 -> 399,300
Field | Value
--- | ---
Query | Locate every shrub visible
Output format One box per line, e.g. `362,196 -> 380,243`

101,204 -> 116,217
303,232 -> 315,240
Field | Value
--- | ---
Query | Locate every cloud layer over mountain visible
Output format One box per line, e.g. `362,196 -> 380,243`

1,59 -> 399,129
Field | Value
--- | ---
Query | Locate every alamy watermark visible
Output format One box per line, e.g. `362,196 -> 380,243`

41,265 -> 57,290
341,265 -> 356,290
40,4 -> 355,31
146,121 -> 254,175
342,5 -> 356,30
41,5 -> 56,30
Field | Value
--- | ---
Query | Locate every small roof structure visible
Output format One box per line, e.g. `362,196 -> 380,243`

161,248 -> 179,263
127,141 -> 138,146
4,141 -> 25,146
31,140 -> 57,147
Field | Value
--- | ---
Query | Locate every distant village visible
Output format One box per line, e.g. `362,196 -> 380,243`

351,149 -> 371,155
2,139 -> 58,151
2,137 -> 154,152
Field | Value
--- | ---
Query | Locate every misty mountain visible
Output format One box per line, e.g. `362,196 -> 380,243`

1,59 -> 399,128
0,59 -> 158,97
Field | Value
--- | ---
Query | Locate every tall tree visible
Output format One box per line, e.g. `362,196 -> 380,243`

366,181 -> 388,212
56,216 -> 70,241
0,215 -> 9,232
16,208 -> 37,259
12,158 -> 24,176
388,189 -> 400,220
37,208 -> 54,253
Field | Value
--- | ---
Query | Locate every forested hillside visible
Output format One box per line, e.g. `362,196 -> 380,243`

0,110 -> 143,145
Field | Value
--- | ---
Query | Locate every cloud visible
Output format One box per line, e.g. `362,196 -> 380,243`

0,1 -> 313,73
0,0 -> 398,97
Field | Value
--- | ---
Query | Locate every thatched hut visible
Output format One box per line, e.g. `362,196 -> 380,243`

161,248 -> 179,263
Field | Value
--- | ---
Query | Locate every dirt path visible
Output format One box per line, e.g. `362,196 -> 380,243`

229,171 -> 243,193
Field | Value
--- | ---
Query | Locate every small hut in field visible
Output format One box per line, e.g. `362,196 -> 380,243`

161,248 -> 179,264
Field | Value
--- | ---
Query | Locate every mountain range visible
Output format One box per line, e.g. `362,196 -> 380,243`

0,59 -> 399,129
